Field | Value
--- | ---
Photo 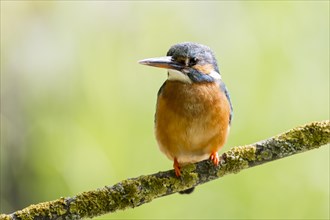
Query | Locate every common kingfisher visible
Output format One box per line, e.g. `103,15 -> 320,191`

139,42 -> 233,183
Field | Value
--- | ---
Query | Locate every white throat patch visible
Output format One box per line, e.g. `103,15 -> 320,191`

167,69 -> 221,83
167,69 -> 192,84
209,70 -> 222,80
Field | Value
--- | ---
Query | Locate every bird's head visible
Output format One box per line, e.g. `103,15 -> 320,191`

139,42 -> 221,83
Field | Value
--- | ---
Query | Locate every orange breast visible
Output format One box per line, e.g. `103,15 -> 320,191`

155,80 -> 231,164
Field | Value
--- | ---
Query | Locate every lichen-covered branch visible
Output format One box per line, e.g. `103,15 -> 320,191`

1,120 -> 329,220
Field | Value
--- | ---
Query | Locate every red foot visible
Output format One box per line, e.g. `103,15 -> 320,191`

210,152 -> 219,166
173,158 -> 181,177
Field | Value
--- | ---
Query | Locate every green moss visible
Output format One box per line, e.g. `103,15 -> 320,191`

259,149 -> 273,160
0,214 -> 12,220
277,121 -> 330,152
70,167 -> 199,218
13,197 -> 68,220
254,121 -> 330,161
141,175 -> 168,197
139,164 -> 198,197
180,163 -> 198,187
69,186 -> 129,218
68,172 -> 199,219
218,146 -> 256,177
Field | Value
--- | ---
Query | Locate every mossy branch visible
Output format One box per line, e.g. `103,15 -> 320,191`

1,120 -> 329,220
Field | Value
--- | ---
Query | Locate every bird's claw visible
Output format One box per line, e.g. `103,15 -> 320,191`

173,158 -> 181,177
210,152 -> 219,166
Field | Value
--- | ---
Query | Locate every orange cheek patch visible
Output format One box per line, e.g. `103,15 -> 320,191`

194,64 -> 214,74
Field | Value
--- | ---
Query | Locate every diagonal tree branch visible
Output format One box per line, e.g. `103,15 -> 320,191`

1,120 -> 329,220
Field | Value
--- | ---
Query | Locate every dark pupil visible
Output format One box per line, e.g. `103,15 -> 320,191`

175,58 -> 185,65
176,57 -> 198,66
189,57 -> 197,66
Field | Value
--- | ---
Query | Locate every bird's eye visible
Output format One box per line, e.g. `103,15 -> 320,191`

189,57 -> 198,66
175,57 -> 186,65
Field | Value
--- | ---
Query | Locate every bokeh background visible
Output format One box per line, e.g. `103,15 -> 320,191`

1,1 -> 329,219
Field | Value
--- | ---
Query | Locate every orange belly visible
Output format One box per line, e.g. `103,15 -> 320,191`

155,80 -> 231,164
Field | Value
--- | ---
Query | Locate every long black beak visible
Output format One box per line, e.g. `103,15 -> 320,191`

138,56 -> 183,71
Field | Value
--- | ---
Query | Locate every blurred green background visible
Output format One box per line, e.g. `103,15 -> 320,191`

1,1 -> 329,219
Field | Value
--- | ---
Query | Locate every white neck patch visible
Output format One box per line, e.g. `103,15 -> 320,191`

167,69 -> 192,84
209,70 -> 222,80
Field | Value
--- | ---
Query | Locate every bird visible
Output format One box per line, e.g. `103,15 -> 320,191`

139,42 -> 232,193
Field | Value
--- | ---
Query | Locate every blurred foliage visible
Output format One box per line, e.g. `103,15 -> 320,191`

1,1 -> 329,219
